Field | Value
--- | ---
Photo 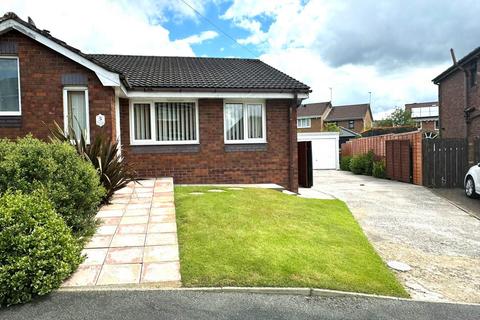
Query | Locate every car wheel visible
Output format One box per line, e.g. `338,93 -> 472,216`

465,177 -> 478,199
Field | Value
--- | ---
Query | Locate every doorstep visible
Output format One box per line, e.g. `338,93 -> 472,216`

62,178 -> 181,288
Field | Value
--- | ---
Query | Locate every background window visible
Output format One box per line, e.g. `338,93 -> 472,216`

133,103 -> 151,140
297,118 -> 311,128
67,90 -> 88,139
348,120 -> 354,129
156,102 -> 196,141
0,57 -> 20,114
224,102 -> 265,143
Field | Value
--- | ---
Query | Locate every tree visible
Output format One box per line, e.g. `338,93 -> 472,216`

374,107 -> 413,127
324,122 -> 340,132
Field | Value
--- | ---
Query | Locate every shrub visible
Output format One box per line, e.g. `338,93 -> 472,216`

349,151 -> 375,175
349,154 -> 367,174
372,160 -> 387,179
0,136 -> 104,238
0,191 -> 83,307
340,156 -> 352,171
49,122 -> 136,203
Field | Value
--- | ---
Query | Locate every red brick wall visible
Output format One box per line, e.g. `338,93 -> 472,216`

0,30 -> 116,140
341,131 -> 423,185
121,98 -> 298,191
438,70 -> 467,139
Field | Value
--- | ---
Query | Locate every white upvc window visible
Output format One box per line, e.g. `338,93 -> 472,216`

0,56 -> 21,115
224,100 -> 266,144
297,118 -> 311,128
63,87 -> 90,143
130,100 -> 199,145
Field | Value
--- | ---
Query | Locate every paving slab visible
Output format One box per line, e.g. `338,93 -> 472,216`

62,178 -> 181,288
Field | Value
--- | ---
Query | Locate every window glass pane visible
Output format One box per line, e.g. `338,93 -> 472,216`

155,102 -> 196,141
0,58 -> 19,112
225,103 -> 244,140
67,91 -> 87,139
133,103 -> 151,140
247,104 -> 263,139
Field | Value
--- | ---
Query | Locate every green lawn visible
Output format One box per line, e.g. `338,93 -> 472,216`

175,187 -> 408,297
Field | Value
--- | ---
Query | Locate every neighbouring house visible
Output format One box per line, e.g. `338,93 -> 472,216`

405,101 -> 439,131
297,101 -> 332,133
433,47 -> 480,142
324,103 -> 373,134
297,101 -> 363,146
0,12 -> 310,192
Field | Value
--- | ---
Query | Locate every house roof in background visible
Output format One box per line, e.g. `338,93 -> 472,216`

297,101 -> 331,117
339,126 -> 361,138
325,103 -> 371,121
1,12 -> 310,93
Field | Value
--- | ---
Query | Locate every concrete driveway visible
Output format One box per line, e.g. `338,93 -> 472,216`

310,170 -> 480,303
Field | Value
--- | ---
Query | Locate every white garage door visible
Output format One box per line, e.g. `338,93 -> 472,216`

298,132 -> 339,170
311,138 -> 337,169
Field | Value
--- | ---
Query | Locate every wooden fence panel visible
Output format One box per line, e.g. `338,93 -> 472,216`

422,139 -> 468,188
340,131 -> 423,185
386,140 -> 411,183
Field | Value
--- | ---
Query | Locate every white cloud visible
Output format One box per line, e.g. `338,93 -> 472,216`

177,30 -> 218,45
222,0 -> 455,118
0,0 -> 214,56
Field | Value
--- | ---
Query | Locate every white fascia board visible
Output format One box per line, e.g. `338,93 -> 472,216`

126,91 -> 308,100
297,131 -> 340,142
0,20 -> 121,87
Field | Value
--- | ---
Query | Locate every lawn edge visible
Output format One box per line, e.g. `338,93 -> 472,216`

57,286 -> 480,306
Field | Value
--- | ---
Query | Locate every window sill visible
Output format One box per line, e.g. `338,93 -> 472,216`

224,140 -> 267,145
224,143 -> 267,152
131,144 -> 200,154
0,115 -> 21,128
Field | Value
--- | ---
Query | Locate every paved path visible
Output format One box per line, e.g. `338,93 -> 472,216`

62,178 -> 181,288
1,291 -> 478,320
310,170 -> 480,303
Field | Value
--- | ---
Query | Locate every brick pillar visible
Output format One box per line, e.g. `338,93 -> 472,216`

288,103 -> 299,192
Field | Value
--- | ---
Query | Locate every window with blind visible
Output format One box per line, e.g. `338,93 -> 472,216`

224,102 -> 266,143
0,57 -> 21,115
63,87 -> 89,143
131,101 -> 198,145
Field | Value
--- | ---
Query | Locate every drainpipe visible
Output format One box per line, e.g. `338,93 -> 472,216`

289,91 -> 303,192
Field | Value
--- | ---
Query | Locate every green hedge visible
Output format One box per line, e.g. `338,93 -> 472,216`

0,136 -> 105,238
372,160 -> 387,179
340,156 -> 352,171
0,191 -> 83,307
349,151 -> 374,175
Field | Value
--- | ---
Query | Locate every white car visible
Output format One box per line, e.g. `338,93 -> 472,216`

465,164 -> 480,198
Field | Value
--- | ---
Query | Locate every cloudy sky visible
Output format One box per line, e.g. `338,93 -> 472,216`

2,0 -> 479,118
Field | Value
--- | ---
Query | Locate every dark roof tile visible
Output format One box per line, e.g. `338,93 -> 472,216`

88,54 -> 311,91
326,103 -> 371,121
297,102 -> 331,117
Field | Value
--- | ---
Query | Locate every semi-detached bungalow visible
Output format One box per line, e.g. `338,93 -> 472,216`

0,13 -> 310,192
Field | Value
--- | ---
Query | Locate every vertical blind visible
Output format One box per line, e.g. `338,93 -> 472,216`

0,58 -> 19,112
156,102 -> 196,141
225,103 -> 264,141
67,91 -> 87,139
133,103 -> 151,140
247,104 -> 263,139
225,103 -> 244,140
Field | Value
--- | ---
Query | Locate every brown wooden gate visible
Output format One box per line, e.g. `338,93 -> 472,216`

422,139 -> 468,188
298,141 -> 313,188
386,140 -> 411,183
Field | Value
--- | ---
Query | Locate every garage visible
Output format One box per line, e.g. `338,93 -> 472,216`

298,132 -> 339,170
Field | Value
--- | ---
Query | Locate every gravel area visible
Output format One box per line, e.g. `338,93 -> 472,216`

311,170 -> 480,303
